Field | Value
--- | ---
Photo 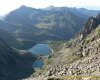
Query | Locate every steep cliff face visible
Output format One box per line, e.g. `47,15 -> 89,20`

27,14 -> 100,80
74,13 -> 100,41
0,38 -> 37,80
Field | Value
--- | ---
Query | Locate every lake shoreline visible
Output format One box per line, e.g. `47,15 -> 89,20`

28,44 -> 52,68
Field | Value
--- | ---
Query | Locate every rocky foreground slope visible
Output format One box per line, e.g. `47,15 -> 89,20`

25,14 -> 100,80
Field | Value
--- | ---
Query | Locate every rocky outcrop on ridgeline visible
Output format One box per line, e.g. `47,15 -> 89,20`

75,13 -> 100,41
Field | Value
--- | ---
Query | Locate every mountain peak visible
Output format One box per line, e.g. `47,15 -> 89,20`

84,14 -> 100,29
45,5 -> 56,10
20,5 -> 27,8
19,5 -> 34,10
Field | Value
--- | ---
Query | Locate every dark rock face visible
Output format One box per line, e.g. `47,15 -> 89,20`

0,38 -> 37,80
76,15 -> 100,40
97,13 -> 100,19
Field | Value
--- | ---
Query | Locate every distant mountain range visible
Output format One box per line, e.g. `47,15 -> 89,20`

0,5 -> 100,49
44,6 -> 100,17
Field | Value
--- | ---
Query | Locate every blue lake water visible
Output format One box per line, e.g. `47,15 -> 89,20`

32,59 -> 44,68
28,44 -> 52,55
28,44 -> 52,68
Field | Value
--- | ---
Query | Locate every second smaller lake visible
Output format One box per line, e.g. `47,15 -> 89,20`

28,44 -> 52,55
32,59 -> 44,68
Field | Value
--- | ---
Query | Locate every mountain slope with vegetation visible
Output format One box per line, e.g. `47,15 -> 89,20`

26,13 -> 100,80
0,28 -> 21,49
45,6 -> 100,17
1,6 -> 86,44
0,37 -> 37,80
0,20 -> 36,49
0,6 -> 100,49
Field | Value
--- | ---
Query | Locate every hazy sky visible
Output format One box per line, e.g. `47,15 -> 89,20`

0,0 -> 100,14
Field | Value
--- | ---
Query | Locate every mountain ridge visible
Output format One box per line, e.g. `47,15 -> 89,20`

44,6 -> 100,17
0,6 -> 100,50
0,5 -> 86,49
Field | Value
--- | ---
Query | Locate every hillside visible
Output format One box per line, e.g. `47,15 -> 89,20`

26,14 -> 100,80
1,6 -> 86,44
0,6 -> 100,50
0,37 -> 37,80
0,27 -> 21,49
45,6 -> 100,17
0,20 -> 36,49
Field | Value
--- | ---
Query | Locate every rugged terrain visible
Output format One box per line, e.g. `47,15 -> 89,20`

0,6 -> 100,80
25,14 -> 100,80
